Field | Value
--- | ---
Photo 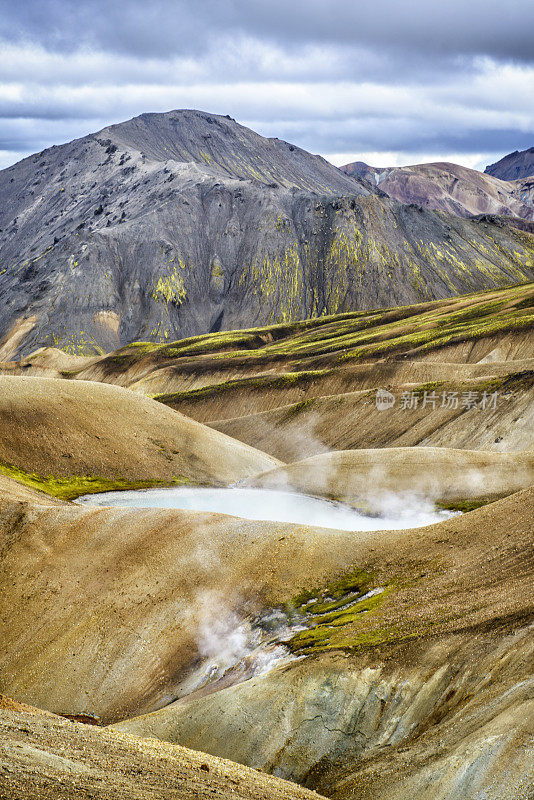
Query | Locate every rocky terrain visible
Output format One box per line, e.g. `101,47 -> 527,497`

0,470 -> 370,724
341,159 -> 534,220
0,280 -> 533,798
1,111 -> 534,359
485,146 -> 534,180
0,698 -> 319,800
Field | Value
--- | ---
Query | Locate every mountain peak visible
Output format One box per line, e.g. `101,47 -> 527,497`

1,111 -> 533,359
96,108 -> 370,194
341,158 -> 534,220
485,146 -> 534,181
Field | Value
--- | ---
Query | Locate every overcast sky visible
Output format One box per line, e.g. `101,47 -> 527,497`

0,0 -> 533,171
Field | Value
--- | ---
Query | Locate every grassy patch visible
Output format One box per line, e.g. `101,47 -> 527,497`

153,370 -> 328,406
281,398 -> 316,420
284,567 -> 399,654
409,371 -> 533,398
411,380 -> 446,393
0,463 -> 190,500
437,498 -> 492,513
62,282 -> 534,385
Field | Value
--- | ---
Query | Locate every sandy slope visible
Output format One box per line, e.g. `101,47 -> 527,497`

0,474 -> 61,506
0,375 -> 280,486
210,370 -> 534,460
247,447 -> 534,505
0,702 -> 321,800
113,628 -> 534,799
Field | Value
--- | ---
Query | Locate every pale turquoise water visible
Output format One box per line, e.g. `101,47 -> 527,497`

76,487 -> 454,531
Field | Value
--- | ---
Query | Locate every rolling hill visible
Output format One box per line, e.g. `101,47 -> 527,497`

1,282 -> 533,800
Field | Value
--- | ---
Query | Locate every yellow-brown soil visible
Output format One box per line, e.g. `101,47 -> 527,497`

0,704 -> 322,800
0,376 -> 279,491
247,447 -> 534,505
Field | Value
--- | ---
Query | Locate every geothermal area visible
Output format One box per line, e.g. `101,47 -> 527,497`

0,111 -> 533,800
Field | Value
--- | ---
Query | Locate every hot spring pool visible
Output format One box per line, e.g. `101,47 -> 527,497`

76,487 -> 455,531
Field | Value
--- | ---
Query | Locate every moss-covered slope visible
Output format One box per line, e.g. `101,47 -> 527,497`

49,281 -> 534,386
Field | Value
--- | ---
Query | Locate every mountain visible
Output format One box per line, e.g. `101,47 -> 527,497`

1,110 -> 534,358
485,146 -> 534,180
341,160 -> 534,220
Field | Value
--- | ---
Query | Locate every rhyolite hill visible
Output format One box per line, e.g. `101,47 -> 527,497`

341,158 -> 534,220
1,281 -> 533,799
1,109 -> 534,358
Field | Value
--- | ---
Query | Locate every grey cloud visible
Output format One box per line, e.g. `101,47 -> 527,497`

1,0 -> 533,62
253,120 -> 534,159
0,0 -> 532,171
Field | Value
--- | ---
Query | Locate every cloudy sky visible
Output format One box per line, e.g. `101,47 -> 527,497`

0,0 -> 533,171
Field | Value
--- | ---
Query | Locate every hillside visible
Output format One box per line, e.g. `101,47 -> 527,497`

110,487 -> 534,794
485,146 -> 534,180
1,110 -> 534,358
0,376 -> 279,497
4,283 -> 533,462
0,472 -> 372,723
0,283 -> 533,800
341,160 -> 534,220
0,700 -> 319,800
247,448 -> 534,507
3,476 -> 531,799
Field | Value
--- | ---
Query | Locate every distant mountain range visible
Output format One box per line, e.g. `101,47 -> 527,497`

1,111 -> 534,358
485,147 -> 534,181
341,154 -> 534,221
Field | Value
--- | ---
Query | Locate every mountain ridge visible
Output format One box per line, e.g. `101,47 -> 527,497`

1,110 -> 534,358
485,146 -> 534,180
340,158 -> 534,220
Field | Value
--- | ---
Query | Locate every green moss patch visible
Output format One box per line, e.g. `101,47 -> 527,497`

0,463 -> 190,501
284,567 -> 399,654
153,370 -> 328,406
437,498 -> 492,513
60,282 -> 534,392
412,370 -> 534,398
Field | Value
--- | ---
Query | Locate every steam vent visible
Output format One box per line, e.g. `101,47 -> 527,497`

1,3 -> 534,796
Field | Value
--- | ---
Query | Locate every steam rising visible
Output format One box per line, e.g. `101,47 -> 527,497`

77,485 -> 456,700
176,590 -> 302,699
77,486 -> 455,530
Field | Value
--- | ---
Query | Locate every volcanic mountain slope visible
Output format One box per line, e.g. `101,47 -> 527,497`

13,280 -> 532,385
2,110 -> 534,358
211,368 -> 534,461
18,282 -> 532,461
485,146 -> 534,180
340,159 -> 534,220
